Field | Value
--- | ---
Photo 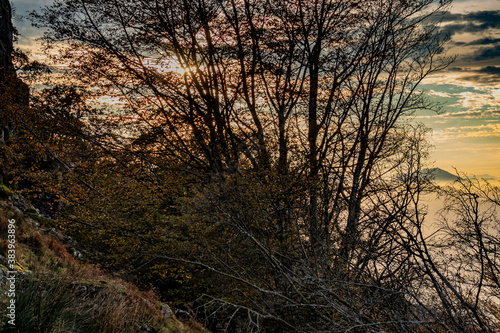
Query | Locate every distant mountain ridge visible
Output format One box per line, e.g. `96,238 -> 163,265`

421,168 -> 459,181
421,168 -> 498,182
474,174 -> 497,180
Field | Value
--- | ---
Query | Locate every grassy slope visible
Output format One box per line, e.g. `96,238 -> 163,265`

0,188 -> 207,333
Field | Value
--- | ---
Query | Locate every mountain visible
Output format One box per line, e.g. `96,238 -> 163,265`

421,168 -> 498,182
474,174 -> 497,180
421,168 -> 459,181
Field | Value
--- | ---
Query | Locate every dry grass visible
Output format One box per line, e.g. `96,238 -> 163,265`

0,271 -> 207,333
0,198 -> 208,333
0,215 -> 9,234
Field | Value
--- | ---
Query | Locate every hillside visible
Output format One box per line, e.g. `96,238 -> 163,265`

0,186 -> 207,333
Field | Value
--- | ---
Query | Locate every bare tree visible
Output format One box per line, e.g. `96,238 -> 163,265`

28,0 -> 469,331
421,175 -> 500,331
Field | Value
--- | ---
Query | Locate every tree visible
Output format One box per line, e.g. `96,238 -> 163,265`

28,0 -> 467,331
416,175 -> 500,331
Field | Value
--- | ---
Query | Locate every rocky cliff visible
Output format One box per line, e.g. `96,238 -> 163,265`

0,0 -> 28,145
0,0 -> 14,74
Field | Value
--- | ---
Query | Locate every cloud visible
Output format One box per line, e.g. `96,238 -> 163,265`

439,110 -> 500,119
425,66 -> 500,86
441,10 -> 500,28
436,123 -> 500,140
446,67 -> 465,72
431,10 -> 500,80
450,90 -> 500,110
455,66 -> 500,85
436,10 -> 500,36
422,85 -> 500,112
427,90 -> 453,98
467,37 -> 500,45
473,45 -> 500,61
440,110 -> 483,118
477,66 -> 500,75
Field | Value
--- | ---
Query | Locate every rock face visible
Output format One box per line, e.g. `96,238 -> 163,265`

0,0 -> 14,74
0,0 -> 28,146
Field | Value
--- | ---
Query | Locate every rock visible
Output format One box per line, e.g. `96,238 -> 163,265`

0,264 -> 9,280
9,194 -> 35,212
0,0 -> 14,74
0,184 -> 12,198
1,0 -> 29,143
174,306 -> 192,320
50,227 -> 64,240
137,322 -> 157,333
160,304 -> 173,318
27,207 -> 40,215
0,258 -> 25,276
114,285 -> 127,296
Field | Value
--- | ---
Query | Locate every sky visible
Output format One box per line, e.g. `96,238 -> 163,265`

416,0 -> 500,179
9,0 -> 500,180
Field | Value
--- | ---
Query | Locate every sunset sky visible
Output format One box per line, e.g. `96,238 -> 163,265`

10,0 -> 500,179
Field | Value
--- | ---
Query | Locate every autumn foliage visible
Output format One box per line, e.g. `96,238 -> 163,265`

3,0 -> 500,331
